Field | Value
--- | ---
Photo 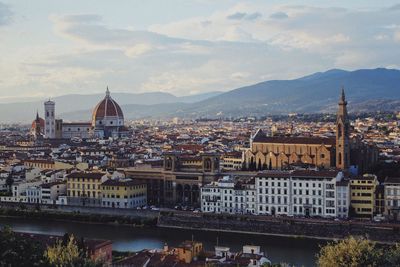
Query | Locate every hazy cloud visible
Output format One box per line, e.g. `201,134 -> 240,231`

227,12 -> 246,20
1,2 -> 400,99
269,12 -> 288,19
0,2 -> 12,25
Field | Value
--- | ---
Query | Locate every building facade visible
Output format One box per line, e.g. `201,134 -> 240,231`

201,170 -> 348,218
200,176 -> 256,214
101,179 -> 147,209
66,172 -> 107,206
350,174 -> 379,218
384,177 -> 400,221
125,152 -> 221,207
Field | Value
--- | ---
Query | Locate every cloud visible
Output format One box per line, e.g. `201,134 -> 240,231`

2,3 -> 400,99
227,12 -> 246,20
227,11 -> 261,21
0,2 -> 12,26
270,12 -> 288,20
125,44 -> 153,58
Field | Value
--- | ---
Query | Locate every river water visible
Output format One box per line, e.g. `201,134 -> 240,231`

0,217 -> 324,267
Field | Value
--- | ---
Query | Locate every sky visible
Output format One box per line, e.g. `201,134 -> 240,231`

0,0 -> 400,101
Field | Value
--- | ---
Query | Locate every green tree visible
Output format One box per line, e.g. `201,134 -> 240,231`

0,226 -> 49,267
5,173 -> 14,193
316,237 -> 399,267
45,235 -> 98,267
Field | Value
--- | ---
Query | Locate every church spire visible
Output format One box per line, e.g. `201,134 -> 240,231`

339,86 -> 346,104
36,110 -> 40,121
336,87 -> 350,170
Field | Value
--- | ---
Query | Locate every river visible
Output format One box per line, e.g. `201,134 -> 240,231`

0,217 -> 324,267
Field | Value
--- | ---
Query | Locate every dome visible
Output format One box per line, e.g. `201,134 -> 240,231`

91,87 -> 124,127
31,112 -> 45,131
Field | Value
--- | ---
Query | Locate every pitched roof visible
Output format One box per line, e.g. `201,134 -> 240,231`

253,135 -> 335,146
66,172 -> 105,179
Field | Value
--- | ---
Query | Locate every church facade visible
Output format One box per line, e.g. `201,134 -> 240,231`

244,88 -> 378,174
31,87 -> 128,140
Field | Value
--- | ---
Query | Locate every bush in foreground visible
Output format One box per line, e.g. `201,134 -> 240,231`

317,236 -> 400,267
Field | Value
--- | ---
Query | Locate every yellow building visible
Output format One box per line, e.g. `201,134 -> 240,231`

24,159 -> 88,171
221,151 -> 243,171
101,179 -> 147,209
176,241 -> 203,264
350,174 -> 378,218
66,172 -> 107,206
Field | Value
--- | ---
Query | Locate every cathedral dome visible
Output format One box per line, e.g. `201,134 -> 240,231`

92,88 -> 124,125
31,112 -> 45,131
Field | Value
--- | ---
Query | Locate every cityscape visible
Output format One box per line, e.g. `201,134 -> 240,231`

1,1 -> 400,267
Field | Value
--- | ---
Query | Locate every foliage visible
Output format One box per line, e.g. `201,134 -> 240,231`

0,226 -> 49,267
317,236 -> 400,267
5,175 -> 14,192
0,226 -> 100,267
45,234 -> 98,267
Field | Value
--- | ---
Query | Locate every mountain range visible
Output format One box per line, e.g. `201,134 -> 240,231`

1,68 -> 400,123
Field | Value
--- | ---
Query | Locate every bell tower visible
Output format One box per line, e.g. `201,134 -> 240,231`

336,87 -> 350,170
44,99 -> 56,139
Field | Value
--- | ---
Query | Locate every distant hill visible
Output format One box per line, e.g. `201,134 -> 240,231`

0,91 -> 221,123
1,68 -> 400,123
183,68 -> 400,117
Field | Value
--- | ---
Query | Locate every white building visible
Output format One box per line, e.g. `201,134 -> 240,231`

12,179 -> 42,198
255,170 -> 342,218
26,185 -> 41,203
384,177 -> 400,220
40,181 -> 67,204
336,179 -> 350,218
201,176 -> 256,214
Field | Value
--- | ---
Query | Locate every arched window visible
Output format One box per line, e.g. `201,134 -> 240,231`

338,152 -> 342,165
338,124 -> 342,138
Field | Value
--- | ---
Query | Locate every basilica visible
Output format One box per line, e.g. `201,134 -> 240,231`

244,89 -> 378,174
31,87 -> 129,140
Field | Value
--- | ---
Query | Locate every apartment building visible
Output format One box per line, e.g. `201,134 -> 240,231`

200,176 -> 256,214
101,179 -> 147,209
66,172 -> 108,206
384,177 -> 400,220
256,170 -> 344,217
350,174 -> 379,218
201,170 -> 347,218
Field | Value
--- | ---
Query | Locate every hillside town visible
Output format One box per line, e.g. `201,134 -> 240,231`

0,88 -> 399,266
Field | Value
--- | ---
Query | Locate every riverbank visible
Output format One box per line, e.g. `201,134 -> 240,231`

1,203 -> 399,244
0,206 -> 158,227
158,212 -> 400,244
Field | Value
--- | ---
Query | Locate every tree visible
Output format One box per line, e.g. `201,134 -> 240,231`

316,236 -> 400,267
45,235 -> 98,267
5,173 -> 14,193
0,226 -> 49,267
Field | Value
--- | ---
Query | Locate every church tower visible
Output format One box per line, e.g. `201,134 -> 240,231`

336,87 -> 350,170
44,99 -> 56,139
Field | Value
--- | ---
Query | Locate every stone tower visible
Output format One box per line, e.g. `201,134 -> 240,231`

44,99 -> 56,139
34,111 -> 42,137
336,87 -> 350,170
